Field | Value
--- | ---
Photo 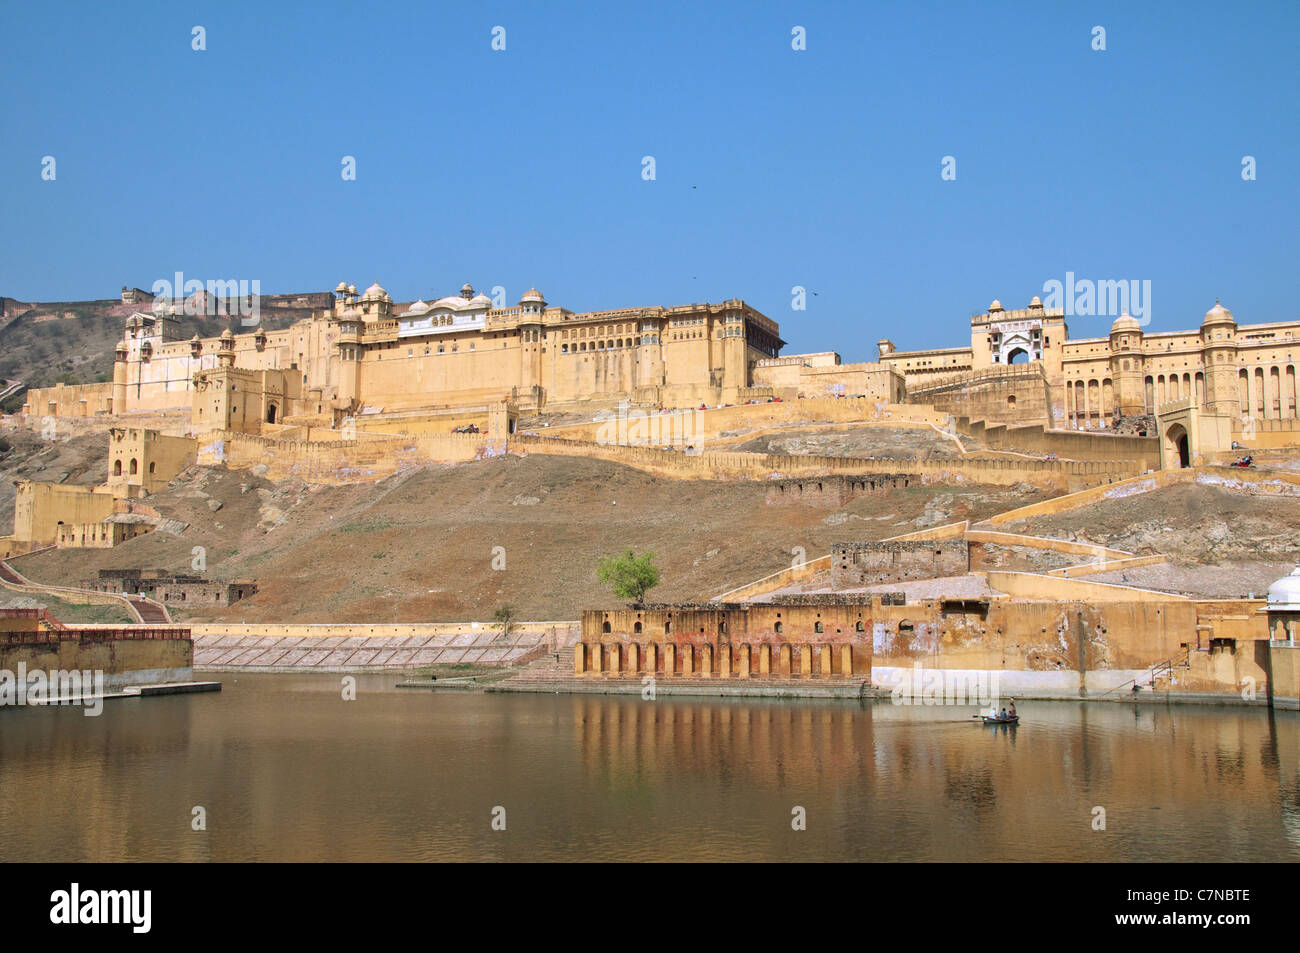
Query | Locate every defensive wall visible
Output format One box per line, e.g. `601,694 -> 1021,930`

0,608 -> 192,689
21,381 -> 115,418
954,416 -> 1161,468
533,396 -> 947,444
193,426 -> 1143,489
909,366 -> 1053,427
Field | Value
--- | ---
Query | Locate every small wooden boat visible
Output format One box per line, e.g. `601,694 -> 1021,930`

982,715 -> 1019,725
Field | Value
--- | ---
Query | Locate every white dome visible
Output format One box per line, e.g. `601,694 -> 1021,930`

335,281 -> 348,293
470,293 -> 493,305
989,299 -> 1003,311
520,287 -> 545,302
363,282 -> 386,299
1267,567 -> 1300,610
406,299 -> 430,315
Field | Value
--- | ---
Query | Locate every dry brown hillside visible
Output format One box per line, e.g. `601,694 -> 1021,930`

14,454 -> 1044,622
0,429 -> 109,535
1000,481 -> 1300,598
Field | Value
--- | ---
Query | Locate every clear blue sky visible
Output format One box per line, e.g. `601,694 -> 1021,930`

2,1 -> 1296,358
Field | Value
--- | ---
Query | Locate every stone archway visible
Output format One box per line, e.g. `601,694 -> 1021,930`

1165,422 -> 1190,468
1006,347 -> 1029,364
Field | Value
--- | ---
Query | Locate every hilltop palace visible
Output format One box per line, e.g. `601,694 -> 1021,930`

21,282 -> 1300,467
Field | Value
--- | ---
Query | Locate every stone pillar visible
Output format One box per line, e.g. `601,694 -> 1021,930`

681,643 -> 694,677
841,644 -> 854,677
820,644 -> 833,678
701,644 -> 713,678
591,643 -> 603,675
799,645 -> 812,678
644,642 -> 657,674
759,644 -> 771,676
720,644 -> 732,678
664,642 -> 675,676
778,645 -> 791,678
608,643 -> 621,676
627,642 -> 639,675
738,644 -> 751,678
574,643 -> 587,675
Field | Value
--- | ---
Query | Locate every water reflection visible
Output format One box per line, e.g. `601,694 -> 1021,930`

0,675 -> 1296,862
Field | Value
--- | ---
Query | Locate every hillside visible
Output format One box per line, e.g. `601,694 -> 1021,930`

0,297 -> 313,390
1001,481 -> 1300,598
11,454 -> 1045,622
0,428 -> 110,535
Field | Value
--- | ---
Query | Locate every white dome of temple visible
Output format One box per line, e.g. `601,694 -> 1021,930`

520,287 -> 545,304
406,299 -> 430,315
989,299 -> 1003,311
363,282 -> 386,300
1111,313 -> 1141,332
335,281 -> 348,294
1267,567 -> 1300,611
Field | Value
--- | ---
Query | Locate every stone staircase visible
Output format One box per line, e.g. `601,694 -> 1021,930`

495,645 -> 577,690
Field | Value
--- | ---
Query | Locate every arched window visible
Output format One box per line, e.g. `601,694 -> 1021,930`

149,462 -> 156,474
113,460 -> 122,476
815,621 -> 824,633
664,620 -> 672,635
129,458 -> 138,475
633,621 -> 642,634
775,621 -> 784,635
602,620 -> 611,634
855,621 -> 865,632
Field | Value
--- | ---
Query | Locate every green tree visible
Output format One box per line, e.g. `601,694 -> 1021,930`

597,550 -> 660,604
493,604 -> 517,641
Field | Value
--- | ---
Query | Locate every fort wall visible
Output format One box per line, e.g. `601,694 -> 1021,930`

831,540 -> 970,588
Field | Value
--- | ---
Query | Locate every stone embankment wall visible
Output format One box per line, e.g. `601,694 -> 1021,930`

188,621 -> 580,671
1,610 -> 192,689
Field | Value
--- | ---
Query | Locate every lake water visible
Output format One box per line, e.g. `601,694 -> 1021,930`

2,674 -> 1297,862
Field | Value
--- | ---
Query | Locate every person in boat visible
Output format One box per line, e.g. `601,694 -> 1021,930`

1008,700 -> 1017,718
999,708 -> 1008,720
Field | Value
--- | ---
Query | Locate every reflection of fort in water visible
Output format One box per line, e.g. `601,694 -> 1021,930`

570,695 -> 1300,853
2,683 -> 1298,861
